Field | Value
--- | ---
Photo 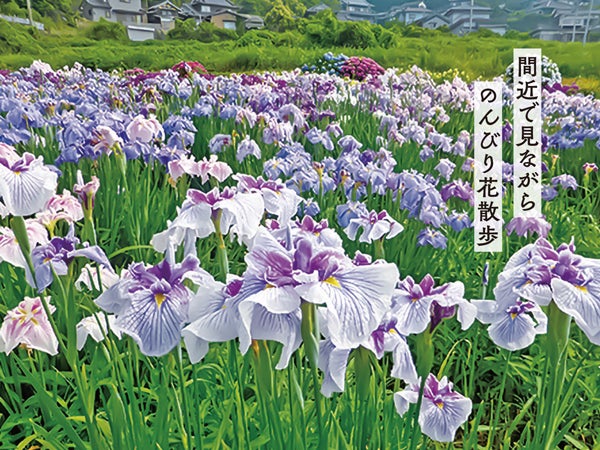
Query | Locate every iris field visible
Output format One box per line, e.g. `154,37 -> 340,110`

0,59 -> 599,449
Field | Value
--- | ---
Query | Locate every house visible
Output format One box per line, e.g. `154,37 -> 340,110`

530,25 -> 572,40
336,0 -> 376,22
80,0 -> 145,24
147,0 -> 181,31
305,3 -> 332,17
413,12 -> 449,29
180,0 -> 240,23
448,17 -> 506,35
180,1 -> 263,30
394,2 -> 432,24
443,2 -> 491,24
528,0 -> 573,16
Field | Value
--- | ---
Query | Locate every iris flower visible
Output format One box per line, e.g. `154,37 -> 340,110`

0,296 -> 59,355
474,238 -> 600,348
95,255 -> 206,356
394,373 -> 472,442
0,151 -> 58,217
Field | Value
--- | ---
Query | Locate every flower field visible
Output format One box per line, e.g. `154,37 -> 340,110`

0,60 -> 599,449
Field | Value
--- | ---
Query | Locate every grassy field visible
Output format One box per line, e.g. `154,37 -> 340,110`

1,17 -> 600,89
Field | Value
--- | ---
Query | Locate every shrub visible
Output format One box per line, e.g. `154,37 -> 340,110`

236,29 -> 276,47
336,21 -> 377,49
86,18 -> 128,42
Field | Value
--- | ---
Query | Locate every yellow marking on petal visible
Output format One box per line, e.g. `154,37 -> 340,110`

411,297 -> 419,303
389,329 -> 397,335
436,402 -> 444,409
324,276 -> 341,288
265,283 -> 275,289
31,317 -> 38,326
154,293 -> 166,308
575,285 -> 588,293
14,171 -> 21,176
510,313 -> 517,320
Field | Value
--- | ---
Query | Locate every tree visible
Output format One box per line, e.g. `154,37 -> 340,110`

264,0 -> 295,32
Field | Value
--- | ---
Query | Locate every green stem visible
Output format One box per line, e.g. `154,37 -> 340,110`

213,211 -> 229,283
374,237 -> 386,260
300,302 -> 326,450
541,302 -> 571,449
175,345 -> 191,450
488,350 -> 511,448
409,329 -> 434,450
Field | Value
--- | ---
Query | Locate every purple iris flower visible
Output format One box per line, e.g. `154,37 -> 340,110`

298,198 -> 320,218
208,134 -> 233,154
440,180 -> 473,205
344,209 -> 404,244
479,238 -> 600,347
505,216 -> 551,238
461,158 -> 475,172
305,127 -> 334,151
96,255 -> 203,356
151,186 -> 264,254
30,227 -> 112,292
236,136 -> 261,162
552,174 -> 578,190
244,227 -> 399,349
336,201 -> 369,228
394,374 -> 472,443
542,185 -> 558,201
472,298 -> 547,350
447,211 -> 472,232
419,145 -> 435,162
234,174 -> 302,227
393,275 -> 475,335
417,228 -> 448,250
318,312 -> 417,397
434,158 -> 456,181
338,135 -> 362,153
583,162 -> 598,174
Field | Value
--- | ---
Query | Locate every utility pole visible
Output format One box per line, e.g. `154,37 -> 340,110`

26,0 -> 34,27
469,0 -> 474,33
583,0 -> 594,44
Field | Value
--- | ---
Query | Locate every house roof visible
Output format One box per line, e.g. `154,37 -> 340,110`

189,0 -> 238,9
148,0 -> 181,13
307,3 -> 331,13
340,0 -> 374,8
414,13 -> 450,25
449,17 -> 497,30
444,4 -> 492,13
402,7 -> 432,13
83,0 -> 111,9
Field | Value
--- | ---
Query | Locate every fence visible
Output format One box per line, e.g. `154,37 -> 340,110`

0,14 -> 45,30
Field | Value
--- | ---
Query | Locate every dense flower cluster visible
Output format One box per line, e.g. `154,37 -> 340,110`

504,55 -> 563,88
301,52 -> 348,76
0,59 -> 598,445
339,56 -> 386,81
